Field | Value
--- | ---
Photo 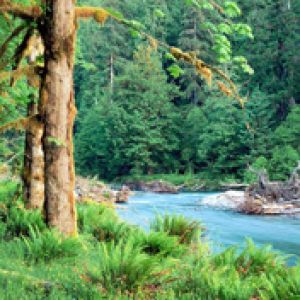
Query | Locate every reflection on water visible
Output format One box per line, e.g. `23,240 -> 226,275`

117,192 -> 300,263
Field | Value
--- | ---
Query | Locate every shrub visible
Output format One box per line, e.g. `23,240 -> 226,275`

0,181 -> 18,222
5,205 -> 46,238
0,181 -> 46,239
77,202 -> 117,233
0,181 -> 18,205
151,214 -> 202,244
92,219 -> 135,243
234,240 -> 286,277
137,231 -> 186,257
269,145 -> 299,180
78,202 -> 138,243
22,227 -> 82,263
87,240 -> 160,293
244,156 -> 269,183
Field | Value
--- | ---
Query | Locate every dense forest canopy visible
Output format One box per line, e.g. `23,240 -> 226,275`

74,0 -> 300,182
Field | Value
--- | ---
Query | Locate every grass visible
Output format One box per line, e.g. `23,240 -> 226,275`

0,180 -> 299,299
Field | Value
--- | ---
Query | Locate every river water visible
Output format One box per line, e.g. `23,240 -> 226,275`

117,192 -> 300,262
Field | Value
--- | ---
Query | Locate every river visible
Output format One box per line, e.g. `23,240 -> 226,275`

117,192 -> 300,263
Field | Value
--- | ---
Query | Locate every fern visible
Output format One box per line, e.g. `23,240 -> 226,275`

137,231 -> 186,257
87,240 -> 160,292
5,205 -> 46,238
151,214 -> 203,244
22,227 -> 82,263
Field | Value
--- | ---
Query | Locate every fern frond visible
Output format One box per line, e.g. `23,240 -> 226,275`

0,23 -> 27,59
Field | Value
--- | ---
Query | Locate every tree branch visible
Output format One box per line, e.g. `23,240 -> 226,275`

75,6 -> 243,105
0,23 -> 27,59
0,2 -> 42,20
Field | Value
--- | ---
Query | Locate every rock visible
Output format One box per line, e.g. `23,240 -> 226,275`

202,190 -> 300,216
126,180 -> 179,194
75,176 -> 116,203
201,191 -> 245,210
116,185 -> 132,203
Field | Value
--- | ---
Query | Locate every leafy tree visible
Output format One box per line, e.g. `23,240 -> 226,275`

244,156 -> 268,184
273,106 -> 300,153
269,145 -> 299,181
76,47 -> 181,178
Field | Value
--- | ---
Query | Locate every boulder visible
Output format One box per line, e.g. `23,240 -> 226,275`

201,191 -> 245,210
75,176 -> 116,203
116,185 -> 132,203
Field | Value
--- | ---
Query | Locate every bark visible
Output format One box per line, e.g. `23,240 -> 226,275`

40,0 -> 77,235
23,101 -> 44,209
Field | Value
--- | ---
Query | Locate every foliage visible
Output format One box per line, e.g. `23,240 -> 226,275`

73,0 -> 300,184
269,145 -> 299,181
87,240 -> 159,293
274,106 -> 300,153
77,202 -> 116,233
244,156 -> 269,184
151,214 -> 202,244
5,205 -> 46,238
0,187 -> 299,299
22,227 -> 82,263
0,181 -> 46,239
136,231 -> 186,258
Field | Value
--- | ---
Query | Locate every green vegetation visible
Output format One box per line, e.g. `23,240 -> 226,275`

0,1 -> 299,297
73,0 -> 300,184
0,181 -> 299,299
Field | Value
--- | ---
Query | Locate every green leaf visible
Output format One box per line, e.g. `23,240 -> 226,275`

164,53 -> 176,61
154,9 -> 165,18
224,1 -> 241,18
167,64 -> 185,78
129,29 -> 141,38
233,23 -> 254,39
217,23 -> 232,35
105,7 -> 124,20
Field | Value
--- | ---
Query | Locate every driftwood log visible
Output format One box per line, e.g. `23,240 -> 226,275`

239,162 -> 300,215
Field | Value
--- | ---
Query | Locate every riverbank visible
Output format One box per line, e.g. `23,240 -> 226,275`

201,190 -> 300,215
118,174 -> 248,192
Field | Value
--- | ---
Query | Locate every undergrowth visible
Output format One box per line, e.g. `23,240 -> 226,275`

0,180 -> 299,299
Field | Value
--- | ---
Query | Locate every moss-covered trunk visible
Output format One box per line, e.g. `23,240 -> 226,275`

23,101 -> 44,209
40,0 -> 77,235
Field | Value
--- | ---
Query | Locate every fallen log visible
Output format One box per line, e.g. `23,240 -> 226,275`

239,162 -> 300,215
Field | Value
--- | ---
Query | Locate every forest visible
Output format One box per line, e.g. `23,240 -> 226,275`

0,0 -> 300,299
74,0 -> 300,184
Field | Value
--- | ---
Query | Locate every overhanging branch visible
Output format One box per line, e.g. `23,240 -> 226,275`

0,2 -> 42,20
75,6 -> 244,105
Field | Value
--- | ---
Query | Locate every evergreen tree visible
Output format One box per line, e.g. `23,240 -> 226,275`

76,47 -> 180,178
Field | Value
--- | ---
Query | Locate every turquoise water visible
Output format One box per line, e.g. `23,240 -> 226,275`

117,192 -> 300,261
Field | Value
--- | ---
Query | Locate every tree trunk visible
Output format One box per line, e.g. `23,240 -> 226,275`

23,100 -> 44,209
40,0 -> 77,235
